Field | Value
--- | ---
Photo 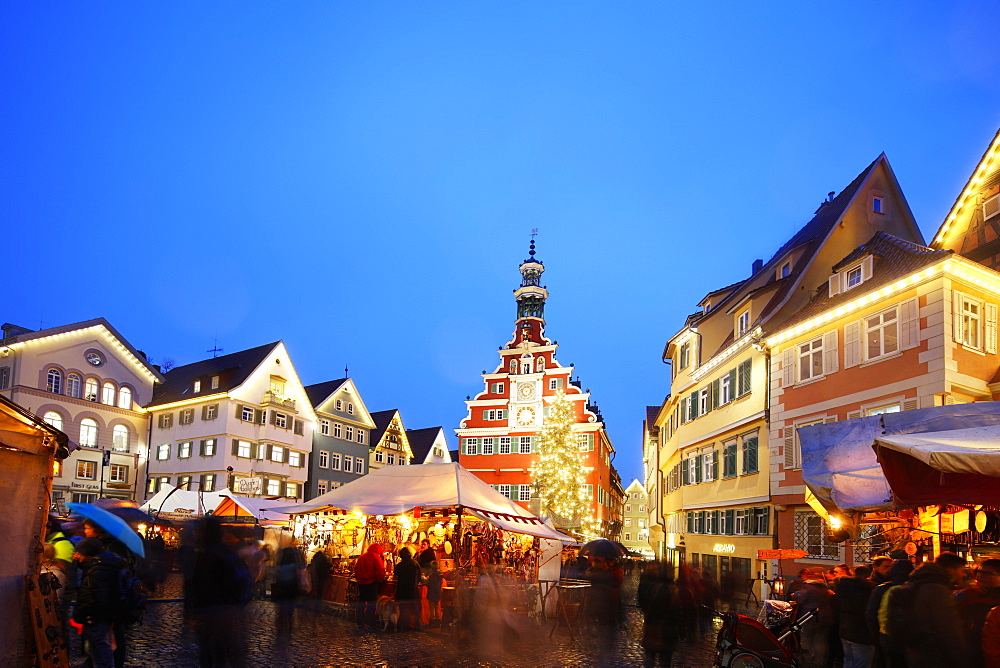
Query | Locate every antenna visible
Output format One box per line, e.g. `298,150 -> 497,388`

345,363 -> 349,378
208,337 -> 224,358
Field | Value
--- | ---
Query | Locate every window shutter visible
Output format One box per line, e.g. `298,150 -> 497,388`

712,450 -> 719,479
955,291 -> 966,343
825,416 -> 837,423
694,455 -> 703,483
294,420 -> 303,435
199,440 -> 206,456
511,484 -> 519,499
784,428 -> 796,469
782,348 -> 795,386
725,509 -> 734,535
711,379 -> 720,409
250,442 -> 259,459
681,462 -> 689,485
861,255 -> 874,282
269,410 -> 277,426
847,410 -> 861,420
689,391 -> 699,419
728,368 -> 737,394
232,439 -> 240,455
199,474 -> 207,490
279,481 -> 287,497
236,404 -> 243,419
588,434 -> 594,451
202,405 -> 209,420
828,273 -> 840,297
987,303 -> 998,354
844,321 -> 861,368
759,507 -> 769,535
899,298 -> 919,350
823,330 -> 839,374
903,398 -> 919,411
266,444 -> 273,460
531,436 -> 538,453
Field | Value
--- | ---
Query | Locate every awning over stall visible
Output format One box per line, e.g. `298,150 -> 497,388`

213,495 -> 299,526
269,462 -> 573,542
799,402 -> 1000,513
140,484 -> 232,521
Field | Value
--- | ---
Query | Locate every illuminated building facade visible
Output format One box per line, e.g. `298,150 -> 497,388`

0,318 -> 161,507
456,240 -> 623,538
304,378 -> 375,498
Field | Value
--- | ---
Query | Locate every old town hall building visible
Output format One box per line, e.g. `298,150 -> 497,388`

456,240 -> 623,538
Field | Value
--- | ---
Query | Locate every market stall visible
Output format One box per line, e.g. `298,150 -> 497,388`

140,484 -> 233,523
211,495 -> 300,544
268,462 -> 571,619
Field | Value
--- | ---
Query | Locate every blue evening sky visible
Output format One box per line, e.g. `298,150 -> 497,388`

4,2 -> 999,486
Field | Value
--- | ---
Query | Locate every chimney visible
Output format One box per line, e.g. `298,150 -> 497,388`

828,191 -> 836,202
752,259 -> 763,275
1,323 -> 34,339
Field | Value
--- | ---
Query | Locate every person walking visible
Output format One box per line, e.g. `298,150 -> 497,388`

354,543 -> 386,628
73,537 -> 126,668
956,559 -> 1000,668
394,547 -> 422,630
871,556 -> 893,585
834,565 -> 876,668
424,560 -> 444,627
637,562 -> 680,668
793,574 -> 834,667
866,558 -> 913,668
273,540 -> 307,644
309,549 -> 331,604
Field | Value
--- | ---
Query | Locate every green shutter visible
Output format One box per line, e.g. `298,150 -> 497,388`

236,404 -> 243,419
694,455 -> 703,483
511,484 -> 519,499
265,444 -> 273,460
712,450 -> 719,479
690,391 -> 699,418
587,434 -> 595,451
202,405 -> 208,420
711,380 -> 720,409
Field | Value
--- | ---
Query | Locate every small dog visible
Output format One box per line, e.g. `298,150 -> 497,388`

376,595 -> 400,631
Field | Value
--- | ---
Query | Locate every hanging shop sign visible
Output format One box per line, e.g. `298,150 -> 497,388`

757,549 -> 809,559
235,477 -> 263,495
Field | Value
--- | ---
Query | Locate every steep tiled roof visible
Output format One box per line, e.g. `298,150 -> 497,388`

150,341 -> 279,406
777,232 -> 952,331
406,427 -> 446,462
369,409 -> 400,446
645,405 -> 660,427
303,379 -> 348,409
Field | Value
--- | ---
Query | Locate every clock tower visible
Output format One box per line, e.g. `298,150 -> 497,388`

456,237 -> 622,537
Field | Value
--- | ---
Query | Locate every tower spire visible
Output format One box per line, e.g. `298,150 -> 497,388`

511,232 -> 549,347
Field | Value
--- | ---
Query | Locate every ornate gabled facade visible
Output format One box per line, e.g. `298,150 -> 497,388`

145,341 -> 316,501
651,154 -> 925,596
0,319 -> 162,507
304,378 -> 375,498
368,409 -> 412,470
457,240 -> 622,538
932,128 -> 1000,268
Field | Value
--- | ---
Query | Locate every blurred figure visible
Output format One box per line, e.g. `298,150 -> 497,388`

354,543 -> 386,628
273,539 -> 307,643
866,558 -> 913,668
567,554 -> 590,580
186,517 -> 252,667
834,565 -> 875,668
982,604 -> 1000,668
793,573 -> 834,667
586,556 -> 622,667
394,547 -> 421,630
638,562 -> 679,667
73,537 -> 124,668
955,558 -> 1000,668
309,549 -> 331,604
675,565 -> 699,641
425,560 -> 444,626
697,568 -> 720,637
237,539 -> 267,599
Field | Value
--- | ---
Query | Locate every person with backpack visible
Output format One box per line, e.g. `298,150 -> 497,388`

834,565 -> 876,668
885,552 -> 970,668
73,537 -> 127,668
866,558 -> 913,668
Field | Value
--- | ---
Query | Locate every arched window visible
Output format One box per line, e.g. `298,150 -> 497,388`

66,374 -> 82,398
117,387 -> 132,410
80,419 -> 98,448
347,403 -> 354,414
102,382 -> 116,406
43,411 -> 63,431
46,369 -> 62,394
84,378 -> 99,402
112,425 -> 130,452
510,360 -> 517,374
535,357 -> 545,372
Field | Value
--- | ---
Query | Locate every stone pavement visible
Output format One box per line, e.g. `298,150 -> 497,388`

70,574 -> 748,666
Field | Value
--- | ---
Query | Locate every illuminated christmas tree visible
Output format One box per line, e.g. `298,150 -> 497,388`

531,390 -> 595,534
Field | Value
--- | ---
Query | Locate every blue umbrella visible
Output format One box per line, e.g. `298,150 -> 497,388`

67,502 -> 145,558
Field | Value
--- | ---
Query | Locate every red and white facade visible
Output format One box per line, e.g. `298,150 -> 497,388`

456,242 -> 622,537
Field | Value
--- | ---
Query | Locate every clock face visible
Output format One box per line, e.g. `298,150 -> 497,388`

85,351 -> 103,366
516,406 -> 535,426
517,382 -> 535,400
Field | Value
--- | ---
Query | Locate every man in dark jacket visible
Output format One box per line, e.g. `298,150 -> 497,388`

835,565 -> 876,668
394,547 -> 422,630
73,537 -> 126,668
866,558 -> 913,668
956,558 -> 1000,668
898,552 -> 970,668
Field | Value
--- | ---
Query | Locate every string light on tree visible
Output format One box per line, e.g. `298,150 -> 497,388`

531,390 -> 596,534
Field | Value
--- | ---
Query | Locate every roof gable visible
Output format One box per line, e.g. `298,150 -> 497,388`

405,426 -> 449,463
931,128 -> 1000,269
304,378 -> 375,428
151,341 -> 279,405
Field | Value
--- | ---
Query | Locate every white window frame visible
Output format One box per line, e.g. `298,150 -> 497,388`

77,460 -> 96,480
865,403 -> 901,416
519,486 -> 531,502
490,382 -> 504,393
47,368 -> 62,394
464,438 -> 479,455
267,479 -> 281,496
846,265 -> 863,290
274,413 -> 287,429
320,420 -> 330,435
387,453 -> 395,464
778,261 -> 791,279
482,437 -> 494,455
66,374 -> 81,398
271,445 -> 285,462
354,457 -> 364,474
237,440 -> 251,458
721,374 -> 732,403
101,382 -> 115,406
499,437 -> 512,454
798,337 -> 824,382
193,380 -> 201,393
203,439 -> 216,456
549,378 -> 564,390
347,403 -> 354,415
865,305 -> 900,360
333,423 -> 342,438
498,484 -> 511,498
984,193 -> 1000,221
376,450 -> 385,463
318,451 -> 329,468
85,378 -> 98,402
873,195 -> 884,214
285,482 -> 298,498
241,406 -> 254,421
317,480 -> 328,495
357,430 -> 365,444
80,419 -> 98,448
335,399 -> 342,411
288,450 -> 302,466
178,441 -> 192,458
956,292 -> 984,350
702,448 -> 715,482
519,436 -> 532,454
43,411 -> 63,431
330,453 -> 341,470
737,310 -> 751,337
109,464 -> 127,483
345,426 -> 353,441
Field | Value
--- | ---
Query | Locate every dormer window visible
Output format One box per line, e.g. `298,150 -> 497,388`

193,380 -> 201,393
829,255 -> 874,297
873,195 -> 884,214
703,301 -> 711,314
737,310 -> 751,337
846,265 -> 863,289
678,342 -> 690,369
211,375 -> 219,389
778,261 -> 791,279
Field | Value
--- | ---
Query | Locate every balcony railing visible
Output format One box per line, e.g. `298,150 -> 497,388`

262,391 -> 296,411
